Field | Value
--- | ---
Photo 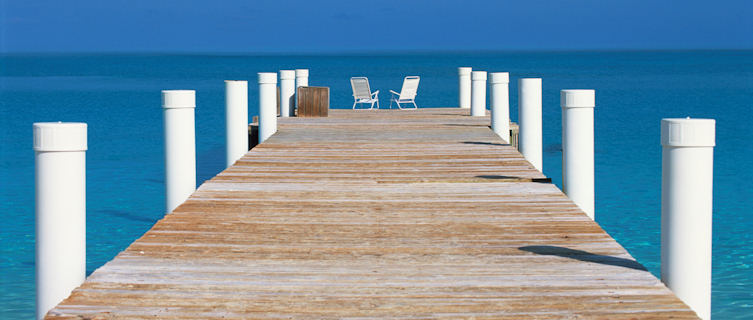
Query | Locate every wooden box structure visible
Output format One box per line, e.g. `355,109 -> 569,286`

297,86 -> 329,117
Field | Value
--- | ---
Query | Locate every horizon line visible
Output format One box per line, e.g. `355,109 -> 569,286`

2,47 -> 752,56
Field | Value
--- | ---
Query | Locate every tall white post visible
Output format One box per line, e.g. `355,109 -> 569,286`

225,80 -> 248,167
295,69 -> 309,110
258,72 -> 278,143
470,71 -> 487,116
458,67 -> 472,109
34,122 -> 87,320
489,72 -> 510,142
279,70 -> 295,117
561,89 -> 595,219
162,90 -> 196,213
519,78 -> 543,172
661,118 -> 715,320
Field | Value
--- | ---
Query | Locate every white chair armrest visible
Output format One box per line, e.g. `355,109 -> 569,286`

372,90 -> 380,97
389,90 -> 400,96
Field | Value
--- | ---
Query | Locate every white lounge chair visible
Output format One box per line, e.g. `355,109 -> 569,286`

389,76 -> 420,109
350,77 -> 379,109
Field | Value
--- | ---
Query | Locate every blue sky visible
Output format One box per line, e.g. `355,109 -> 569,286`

1,0 -> 751,53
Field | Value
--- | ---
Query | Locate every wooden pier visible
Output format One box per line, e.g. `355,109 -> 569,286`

48,108 -> 698,319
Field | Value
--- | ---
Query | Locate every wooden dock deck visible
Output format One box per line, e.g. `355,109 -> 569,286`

48,108 -> 698,319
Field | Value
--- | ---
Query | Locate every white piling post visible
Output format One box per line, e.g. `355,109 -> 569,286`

661,118 -> 715,320
34,122 -> 87,320
295,69 -> 309,110
225,80 -> 248,167
561,89 -> 595,219
489,72 -> 510,142
258,72 -> 278,143
519,78 -> 543,172
279,70 -> 295,117
162,90 -> 196,213
470,71 -> 487,116
458,67 -> 472,109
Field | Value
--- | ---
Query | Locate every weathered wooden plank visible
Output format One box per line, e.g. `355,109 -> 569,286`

47,108 -> 698,319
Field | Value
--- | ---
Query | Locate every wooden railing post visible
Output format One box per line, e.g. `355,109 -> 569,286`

162,90 -> 196,213
279,70 -> 295,117
661,118 -> 715,320
489,72 -> 510,142
225,80 -> 248,167
458,67 -> 472,109
519,78 -> 543,172
561,89 -> 595,219
34,122 -> 87,319
258,73 -> 278,143
470,71 -> 487,116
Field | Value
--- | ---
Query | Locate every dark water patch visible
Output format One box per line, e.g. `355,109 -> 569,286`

197,145 -> 226,183
95,209 -> 156,223
544,143 -> 562,154
145,178 -> 163,184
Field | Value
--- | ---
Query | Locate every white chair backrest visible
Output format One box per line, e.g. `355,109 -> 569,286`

399,76 -> 420,100
350,77 -> 372,100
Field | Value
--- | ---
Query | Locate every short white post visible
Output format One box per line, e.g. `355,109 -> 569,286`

162,90 -> 196,213
458,67 -> 472,109
258,72 -> 278,143
225,80 -> 248,167
295,69 -> 309,109
470,71 -> 487,116
661,118 -> 715,320
519,78 -> 543,172
489,72 -> 510,142
561,89 -> 595,219
279,70 -> 295,117
34,122 -> 87,320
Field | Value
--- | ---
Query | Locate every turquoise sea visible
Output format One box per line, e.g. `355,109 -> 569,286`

1,51 -> 752,318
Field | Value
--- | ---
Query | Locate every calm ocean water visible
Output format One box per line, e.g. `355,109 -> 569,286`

1,51 -> 751,318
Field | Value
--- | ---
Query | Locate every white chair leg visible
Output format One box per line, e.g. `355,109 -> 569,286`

353,101 -> 357,109
376,100 -> 380,109
412,101 -> 418,109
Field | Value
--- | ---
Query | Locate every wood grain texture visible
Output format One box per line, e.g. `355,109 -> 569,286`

48,108 -> 698,319
297,86 -> 329,117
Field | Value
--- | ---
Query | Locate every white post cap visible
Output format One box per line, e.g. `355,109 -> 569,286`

295,69 -> 309,77
162,90 -> 196,109
471,71 -> 487,80
519,78 -> 542,83
458,67 -> 472,75
661,118 -> 716,147
33,122 -> 88,152
258,72 -> 278,84
279,70 -> 295,79
561,89 -> 595,108
489,72 -> 509,84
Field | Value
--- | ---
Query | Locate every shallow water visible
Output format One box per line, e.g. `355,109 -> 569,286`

1,51 -> 752,318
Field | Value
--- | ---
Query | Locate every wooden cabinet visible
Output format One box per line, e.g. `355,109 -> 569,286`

297,86 -> 329,117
